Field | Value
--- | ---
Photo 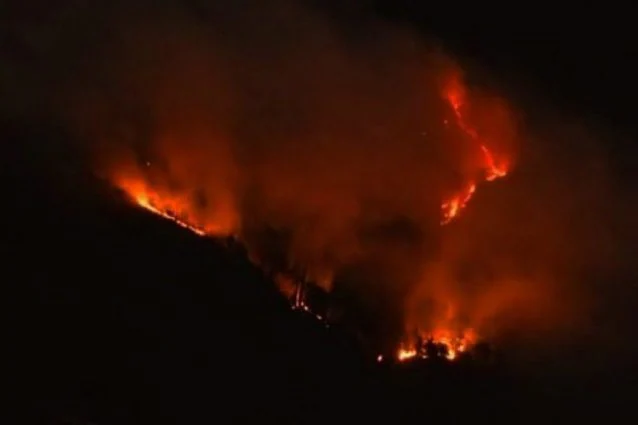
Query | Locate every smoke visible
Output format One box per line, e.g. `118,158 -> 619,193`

1,0 -> 626,357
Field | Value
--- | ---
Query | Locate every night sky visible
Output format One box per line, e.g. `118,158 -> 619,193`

3,1 -> 638,424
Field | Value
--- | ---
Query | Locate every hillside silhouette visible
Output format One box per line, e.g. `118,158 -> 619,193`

3,120 -> 560,424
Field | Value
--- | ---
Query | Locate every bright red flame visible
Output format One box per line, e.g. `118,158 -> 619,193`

440,75 -> 510,224
113,169 -> 236,238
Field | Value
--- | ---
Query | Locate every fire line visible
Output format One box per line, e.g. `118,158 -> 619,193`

114,73 -> 512,365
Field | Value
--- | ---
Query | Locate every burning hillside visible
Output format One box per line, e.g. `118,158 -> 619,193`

92,2 -> 528,360
20,0 -> 604,366
6,2 -> 638,424
108,60 -> 515,361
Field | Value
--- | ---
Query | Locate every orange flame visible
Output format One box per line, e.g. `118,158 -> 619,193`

113,170 -> 235,238
441,182 -> 476,225
136,193 -> 207,237
396,328 -> 477,362
440,75 -> 510,224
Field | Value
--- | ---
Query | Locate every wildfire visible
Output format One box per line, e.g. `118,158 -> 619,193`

397,347 -> 418,362
114,174 -> 214,237
107,68 -> 512,367
394,76 -> 513,361
481,145 -> 508,182
396,329 -> 477,362
135,193 -> 207,236
440,76 -> 510,224
441,183 -> 476,225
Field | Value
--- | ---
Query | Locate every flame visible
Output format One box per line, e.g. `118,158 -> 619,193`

136,193 -> 207,237
397,347 -> 418,361
114,171 -> 330,321
441,182 -> 476,225
110,70 -> 515,364
114,171 -> 234,238
440,75 -> 510,224
390,75 -> 514,360
396,328 -> 477,362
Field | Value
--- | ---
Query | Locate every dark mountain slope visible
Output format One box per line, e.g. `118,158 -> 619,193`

3,122 -> 375,424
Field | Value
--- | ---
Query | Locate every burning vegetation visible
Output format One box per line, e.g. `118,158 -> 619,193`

6,4 -> 638,423
396,328 -> 476,362
110,63 -> 514,362
43,0 -> 600,366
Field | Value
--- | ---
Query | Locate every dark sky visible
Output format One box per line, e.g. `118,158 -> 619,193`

379,3 -> 636,126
